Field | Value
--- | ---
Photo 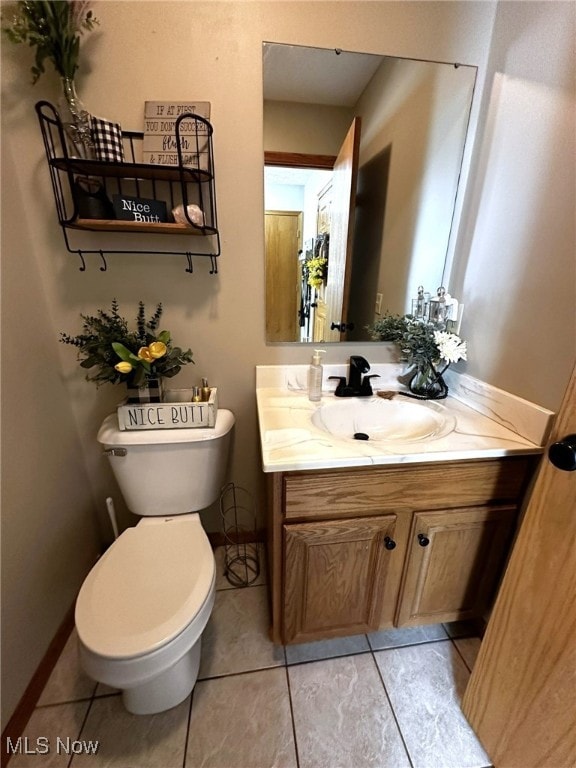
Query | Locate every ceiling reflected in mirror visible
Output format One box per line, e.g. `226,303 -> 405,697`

263,44 -> 384,107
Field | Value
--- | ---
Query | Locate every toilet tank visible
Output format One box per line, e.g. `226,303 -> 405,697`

97,410 -> 235,516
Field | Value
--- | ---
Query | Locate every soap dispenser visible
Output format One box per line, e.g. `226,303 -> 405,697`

308,349 -> 326,402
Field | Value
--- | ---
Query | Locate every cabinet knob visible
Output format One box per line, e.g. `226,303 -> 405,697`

548,434 -> 576,472
384,536 -> 396,550
417,534 -> 430,547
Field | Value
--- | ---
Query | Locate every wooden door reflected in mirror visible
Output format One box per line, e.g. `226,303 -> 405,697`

265,210 -> 303,342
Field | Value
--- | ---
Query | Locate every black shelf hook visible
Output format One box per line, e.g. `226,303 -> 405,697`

75,250 -> 87,272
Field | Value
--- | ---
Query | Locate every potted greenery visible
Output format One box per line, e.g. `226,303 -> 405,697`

368,312 -> 467,399
60,300 -> 194,402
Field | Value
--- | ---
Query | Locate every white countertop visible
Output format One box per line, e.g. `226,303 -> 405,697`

256,365 -> 553,473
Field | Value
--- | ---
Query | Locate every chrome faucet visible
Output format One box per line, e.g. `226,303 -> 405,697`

330,356 -> 380,397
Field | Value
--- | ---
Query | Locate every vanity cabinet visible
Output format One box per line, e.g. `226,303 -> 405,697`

284,515 -> 403,643
267,457 -> 535,644
396,505 -> 517,627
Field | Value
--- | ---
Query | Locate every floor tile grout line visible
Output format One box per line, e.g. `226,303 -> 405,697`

197,661 -> 287,684
448,634 -> 475,675
369,644 -> 416,768
283,660 -> 301,768
285,633 -> 461,668
367,634 -> 454,654
181,690 -> 195,768
199,660 -> 298,686
67,690 -> 96,768
92,690 -> 122,700
33,691 -> 98,710
286,647 -> 372,666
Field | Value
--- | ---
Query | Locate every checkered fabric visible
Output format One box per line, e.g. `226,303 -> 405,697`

91,116 -> 125,163
126,377 -> 164,404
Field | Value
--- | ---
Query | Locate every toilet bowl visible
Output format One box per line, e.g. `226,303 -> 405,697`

75,409 -> 234,714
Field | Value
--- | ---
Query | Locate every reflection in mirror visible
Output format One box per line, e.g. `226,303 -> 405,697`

263,42 -> 476,343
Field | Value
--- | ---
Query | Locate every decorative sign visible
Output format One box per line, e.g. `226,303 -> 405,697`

113,194 -> 167,223
117,388 -> 218,431
142,101 -> 211,169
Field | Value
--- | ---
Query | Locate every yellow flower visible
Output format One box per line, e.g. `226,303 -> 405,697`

115,361 -> 133,374
137,346 -> 154,363
148,341 -> 167,359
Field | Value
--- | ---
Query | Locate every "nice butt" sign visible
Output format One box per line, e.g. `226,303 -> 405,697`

113,195 -> 167,224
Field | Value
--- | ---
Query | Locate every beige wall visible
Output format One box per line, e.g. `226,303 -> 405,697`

264,101 -> 353,155
1,0 -> 573,725
451,0 -> 575,409
357,57 -> 476,316
1,133 -> 101,724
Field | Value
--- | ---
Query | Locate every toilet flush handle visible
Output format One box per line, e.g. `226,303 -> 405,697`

103,447 -> 127,457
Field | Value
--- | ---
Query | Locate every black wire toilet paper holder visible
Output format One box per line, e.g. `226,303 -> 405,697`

219,482 -> 260,587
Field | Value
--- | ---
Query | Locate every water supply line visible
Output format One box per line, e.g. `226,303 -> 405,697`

106,497 -> 120,540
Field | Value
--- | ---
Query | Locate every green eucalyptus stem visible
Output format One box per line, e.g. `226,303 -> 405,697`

2,1 -> 98,83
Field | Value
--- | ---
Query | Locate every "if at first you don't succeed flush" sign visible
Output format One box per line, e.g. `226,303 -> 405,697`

142,101 -> 211,169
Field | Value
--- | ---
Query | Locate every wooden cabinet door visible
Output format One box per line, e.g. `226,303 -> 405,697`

283,515 -> 399,643
396,506 -> 517,626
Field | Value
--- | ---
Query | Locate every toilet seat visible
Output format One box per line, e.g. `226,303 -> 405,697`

75,514 -> 214,660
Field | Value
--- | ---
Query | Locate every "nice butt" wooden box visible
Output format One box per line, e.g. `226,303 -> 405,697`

117,388 -> 217,430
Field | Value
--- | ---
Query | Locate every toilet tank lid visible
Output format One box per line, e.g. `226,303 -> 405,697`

98,408 -> 235,446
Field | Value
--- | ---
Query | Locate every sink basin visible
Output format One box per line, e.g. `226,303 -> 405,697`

311,397 -> 456,442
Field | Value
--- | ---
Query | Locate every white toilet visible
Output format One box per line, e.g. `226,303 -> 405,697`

75,409 -> 235,715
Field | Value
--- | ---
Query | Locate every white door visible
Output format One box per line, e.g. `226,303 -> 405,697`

323,117 -> 361,341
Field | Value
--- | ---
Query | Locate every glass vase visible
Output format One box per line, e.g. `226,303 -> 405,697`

58,77 -> 95,159
407,361 -> 448,400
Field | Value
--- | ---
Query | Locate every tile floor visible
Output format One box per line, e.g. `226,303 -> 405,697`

8,547 -> 492,768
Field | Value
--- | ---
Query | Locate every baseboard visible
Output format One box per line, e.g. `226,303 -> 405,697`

207,528 -> 266,547
1,604 -> 76,768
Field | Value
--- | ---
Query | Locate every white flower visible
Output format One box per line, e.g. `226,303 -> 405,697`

433,331 -> 467,364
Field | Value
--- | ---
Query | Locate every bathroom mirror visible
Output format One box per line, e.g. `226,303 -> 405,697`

263,42 -> 476,343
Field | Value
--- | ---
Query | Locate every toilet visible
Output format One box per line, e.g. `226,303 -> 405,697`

75,409 -> 235,715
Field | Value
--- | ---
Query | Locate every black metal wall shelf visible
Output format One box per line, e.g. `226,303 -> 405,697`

35,101 -> 220,273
